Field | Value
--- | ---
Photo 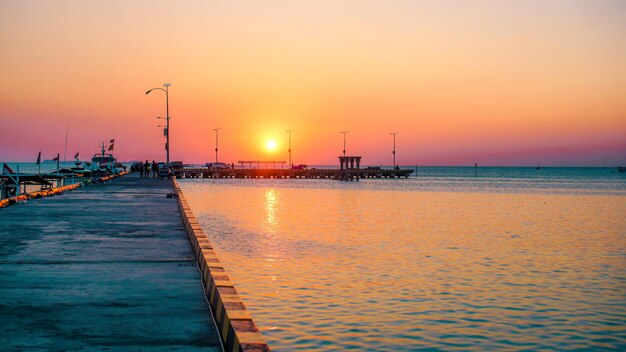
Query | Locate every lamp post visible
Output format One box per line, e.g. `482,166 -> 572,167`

214,128 -> 221,163
390,132 -> 398,168
156,116 -> 169,139
285,129 -> 294,167
340,131 -> 349,157
146,83 -> 171,170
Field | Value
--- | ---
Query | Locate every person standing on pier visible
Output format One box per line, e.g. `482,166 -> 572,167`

144,160 -> 150,178
138,161 -> 144,178
152,160 -> 158,178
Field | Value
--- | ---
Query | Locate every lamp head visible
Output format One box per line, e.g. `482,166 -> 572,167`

163,83 -> 171,87
145,89 -> 152,95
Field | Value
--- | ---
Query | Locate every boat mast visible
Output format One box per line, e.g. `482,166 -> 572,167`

63,119 -> 70,163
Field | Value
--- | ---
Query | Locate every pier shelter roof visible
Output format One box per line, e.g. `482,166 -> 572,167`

0,174 -> 52,186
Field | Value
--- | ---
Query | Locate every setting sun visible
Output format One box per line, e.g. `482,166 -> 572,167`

265,140 -> 277,151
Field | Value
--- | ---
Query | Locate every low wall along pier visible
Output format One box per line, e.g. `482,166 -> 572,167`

173,177 -> 271,352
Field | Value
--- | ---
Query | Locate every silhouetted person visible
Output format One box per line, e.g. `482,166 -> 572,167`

152,160 -> 158,178
138,161 -> 144,178
144,160 -> 150,178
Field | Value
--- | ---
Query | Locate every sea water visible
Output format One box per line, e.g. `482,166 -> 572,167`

179,167 -> 625,351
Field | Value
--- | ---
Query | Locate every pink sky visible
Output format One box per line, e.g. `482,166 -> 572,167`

1,0 -> 625,166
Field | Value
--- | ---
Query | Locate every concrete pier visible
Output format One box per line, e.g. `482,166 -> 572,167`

174,167 -> 413,180
0,174 -> 222,351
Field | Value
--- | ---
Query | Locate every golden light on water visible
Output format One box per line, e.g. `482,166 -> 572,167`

264,188 -> 278,229
181,180 -> 626,351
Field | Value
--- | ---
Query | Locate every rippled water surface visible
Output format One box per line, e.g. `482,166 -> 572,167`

180,171 -> 626,351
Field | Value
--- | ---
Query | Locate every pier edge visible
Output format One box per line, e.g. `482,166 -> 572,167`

172,177 -> 271,352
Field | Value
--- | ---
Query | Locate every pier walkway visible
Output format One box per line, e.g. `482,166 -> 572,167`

0,174 -> 222,351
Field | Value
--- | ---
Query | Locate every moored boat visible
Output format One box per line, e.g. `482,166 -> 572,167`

91,142 -> 123,175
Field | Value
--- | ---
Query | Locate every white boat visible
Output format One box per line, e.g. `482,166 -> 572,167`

91,142 -> 122,174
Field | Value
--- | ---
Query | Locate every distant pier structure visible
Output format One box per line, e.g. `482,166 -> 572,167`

238,160 -> 286,169
339,156 -> 362,181
175,156 -> 413,180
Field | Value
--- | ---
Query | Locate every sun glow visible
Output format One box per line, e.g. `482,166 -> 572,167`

266,140 -> 277,151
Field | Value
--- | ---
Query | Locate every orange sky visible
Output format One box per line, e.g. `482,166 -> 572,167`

1,0 -> 625,166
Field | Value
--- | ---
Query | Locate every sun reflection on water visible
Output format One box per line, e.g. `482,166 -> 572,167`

264,189 -> 279,231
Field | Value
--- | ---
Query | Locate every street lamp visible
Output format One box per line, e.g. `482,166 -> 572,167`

157,124 -> 166,137
285,129 -> 294,167
146,83 -> 171,169
340,131 -> 349,157
213,128 -> 221,163
156,116 -> 170,138
390,132 -> 398,168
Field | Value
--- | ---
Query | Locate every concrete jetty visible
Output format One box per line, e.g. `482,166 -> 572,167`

174,167 -> 413,180
0,174 -> 222,350
171,155 -> 412,181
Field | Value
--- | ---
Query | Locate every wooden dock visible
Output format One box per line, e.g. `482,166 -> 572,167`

174,167 -> 413,180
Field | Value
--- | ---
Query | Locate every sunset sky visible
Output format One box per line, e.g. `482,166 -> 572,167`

1,0 -> 625,166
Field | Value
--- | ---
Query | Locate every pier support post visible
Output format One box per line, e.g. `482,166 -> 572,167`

338,156 -> 362,181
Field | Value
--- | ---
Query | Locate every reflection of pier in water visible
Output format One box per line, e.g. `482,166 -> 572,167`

176,156 -> 413,181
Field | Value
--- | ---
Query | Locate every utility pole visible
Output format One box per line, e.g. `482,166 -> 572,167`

286,129 -> 294,167
214,128 -> 222,163
390,132 -> 398,168
340,131 -> 349,157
